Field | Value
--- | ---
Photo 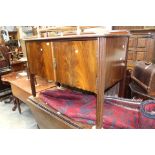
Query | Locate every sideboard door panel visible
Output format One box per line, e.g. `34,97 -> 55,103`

53,42 -> 72,85
71,40 -> 97,92
40,42 -> 55,80
26,41 -> 55,80
26,41 -> 44,75
53,40 -> 97,92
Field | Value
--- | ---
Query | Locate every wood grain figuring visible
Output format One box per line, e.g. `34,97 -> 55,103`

40,42 -> 55,80
26,41 -> 55,81
54,40 -> 97,92
53,42 -> 72,85
26,41 -> 43,75
71,40 -> 97,92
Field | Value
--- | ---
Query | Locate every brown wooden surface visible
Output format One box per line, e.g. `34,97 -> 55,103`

3,71 -> 90,129
54,41 -> 72,85
127,34 -> 155,69
26,41 -> 55,80
71,40 -> 97,92
112,26 -> 144,30
24,32 -> 130,41
2,72 -> 55,94
28,96 -> 93,129
96,37 -> 106,128
105,37 -> 128,89
28,100 -> 73,129
54,40 -> 97,92
25,33 -> 129,129
113,27 -> 155,69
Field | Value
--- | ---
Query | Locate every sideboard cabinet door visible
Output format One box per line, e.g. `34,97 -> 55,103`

53,40 -> 97,92
26,41 -> 55,80
71,40 -> 97,92
53,41 -> 72,85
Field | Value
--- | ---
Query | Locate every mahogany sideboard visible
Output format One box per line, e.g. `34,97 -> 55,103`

25,31 -> 130,129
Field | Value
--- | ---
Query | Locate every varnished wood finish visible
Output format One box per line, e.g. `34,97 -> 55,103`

112,26 -> 144,30
105,37 -> 128,89
3,72 -> 55,104
24,32 -> 129,41
28,96 -> 92,129
54,41 -> 72,85
127,34 -> 154,69
113,27 -> 155,69
26,41 -> 55,80
119,37 -> 129,97
30,74 -> 36,96
96,37 -> 106,128
28,100 -> 73,129
71,40 -> 97,92
25,33 -> 129,129
54,40 -> 97,92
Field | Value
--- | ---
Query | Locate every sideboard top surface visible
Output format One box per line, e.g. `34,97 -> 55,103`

24,31 -> 130,41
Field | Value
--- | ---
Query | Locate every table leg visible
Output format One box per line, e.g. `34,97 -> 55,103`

17,98 -> 21,114
12,97 -> 21,114
12,97 -> 17,111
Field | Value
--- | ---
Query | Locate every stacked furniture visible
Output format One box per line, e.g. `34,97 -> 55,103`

24,31 -> 130,129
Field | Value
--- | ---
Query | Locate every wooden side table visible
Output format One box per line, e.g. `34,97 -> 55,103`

2,71 -> 55,114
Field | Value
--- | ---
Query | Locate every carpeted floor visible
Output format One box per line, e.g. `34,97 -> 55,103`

0,99 -> 38,129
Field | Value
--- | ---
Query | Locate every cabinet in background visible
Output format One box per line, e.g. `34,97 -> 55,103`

127,34 -> 154,69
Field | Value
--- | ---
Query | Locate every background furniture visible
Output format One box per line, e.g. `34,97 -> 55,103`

129,61 -> 155,100
2,72 -> 55,113
127,30 -> 155,70
0,45 -> 11,99
113,27 -> 155,70
25,31 -> 129,129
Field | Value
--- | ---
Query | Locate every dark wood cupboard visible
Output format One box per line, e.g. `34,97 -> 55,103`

127,33 -> 154,69
25,32 -> 129,128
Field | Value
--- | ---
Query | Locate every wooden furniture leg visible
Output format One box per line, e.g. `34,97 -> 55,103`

16,98 -> 21,114
12,97 -> 17,111
12,97 -> 21,114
